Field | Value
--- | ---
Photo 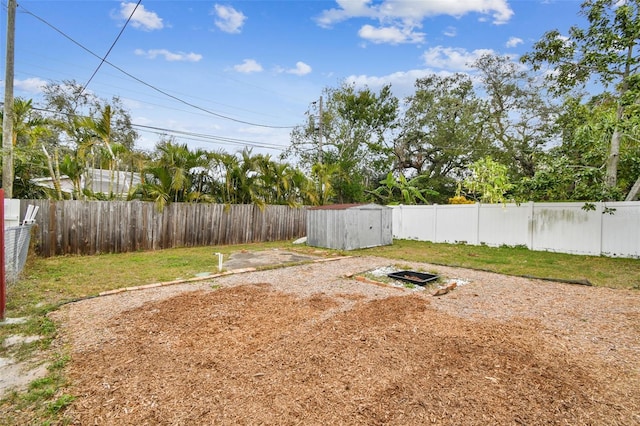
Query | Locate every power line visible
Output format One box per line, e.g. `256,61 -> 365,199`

15,104 -> 289,152
130,124 -> 287,151
17,4 -> 296,130
16,66 -> 287,123
78,0 -> 141,97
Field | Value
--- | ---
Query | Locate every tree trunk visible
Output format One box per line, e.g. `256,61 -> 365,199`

605,128 -> 620,187
605,105 -> 624,188
42,145 -> 62,200
625,174 -> 640,201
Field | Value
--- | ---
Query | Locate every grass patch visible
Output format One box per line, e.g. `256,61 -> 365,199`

7,241 -> 297,317
352,239 -> 640,289
0,351 -> 72,425
47,394 -> 75,415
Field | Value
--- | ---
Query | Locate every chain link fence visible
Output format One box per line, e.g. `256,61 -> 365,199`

5,224 -> 34,283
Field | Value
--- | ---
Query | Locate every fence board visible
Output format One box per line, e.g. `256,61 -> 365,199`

20,200 -> 307,257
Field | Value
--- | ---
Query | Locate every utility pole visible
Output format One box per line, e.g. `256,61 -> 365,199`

2,0 -> 16,199
317,95 -> 323,164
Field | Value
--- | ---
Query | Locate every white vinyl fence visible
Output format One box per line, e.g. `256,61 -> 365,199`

4,199 -> 20,228
391,201 -> 640,258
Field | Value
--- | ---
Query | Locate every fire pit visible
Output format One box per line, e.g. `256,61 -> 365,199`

387,270 -> 439,285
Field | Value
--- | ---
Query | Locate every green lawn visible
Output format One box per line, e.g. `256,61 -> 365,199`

353,239 -> 640,290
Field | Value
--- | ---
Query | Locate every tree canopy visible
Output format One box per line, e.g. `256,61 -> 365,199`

521,0 -> 640,194
3,1 -> 640,205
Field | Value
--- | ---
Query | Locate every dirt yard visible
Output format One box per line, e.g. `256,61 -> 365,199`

51,256 -> 640,425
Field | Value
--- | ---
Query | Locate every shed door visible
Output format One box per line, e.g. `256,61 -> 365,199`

357,209 -> 381,248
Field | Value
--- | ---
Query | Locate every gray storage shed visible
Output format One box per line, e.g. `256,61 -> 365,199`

307,203 -> 392,250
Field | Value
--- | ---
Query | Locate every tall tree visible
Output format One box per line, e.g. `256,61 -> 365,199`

521,0 -> 640,194
395,73 -> 489,202
473,54 -> 559,179
78,103 -> 138,198
42,81 -> 138,199
283,82 -> 398,203
0,98 -> 52,198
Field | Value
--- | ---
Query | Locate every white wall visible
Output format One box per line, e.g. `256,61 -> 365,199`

391,201 -> 640,258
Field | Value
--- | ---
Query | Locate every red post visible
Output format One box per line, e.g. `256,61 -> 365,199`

0,189 -> 5,321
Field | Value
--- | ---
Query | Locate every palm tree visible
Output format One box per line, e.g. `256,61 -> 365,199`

206,150 -> 238,204
254,156 -> 308,206
123,149 -> 150,200
0,98 -> 47,147
136,140 -> 211,208
77,105 -> 121,196
289,169 -> 319,206
0,98 -> 53,198
157,141 -> 209,201
311,162 -> 341,205
235,148 -> 262,205
59,153 -> 85,199
138,165 -> 173,210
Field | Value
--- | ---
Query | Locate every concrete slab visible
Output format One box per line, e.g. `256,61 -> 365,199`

222,250 -> 318,270
3,335 -> 43,348
0,317 -> 28,326
0,358 -> 48,396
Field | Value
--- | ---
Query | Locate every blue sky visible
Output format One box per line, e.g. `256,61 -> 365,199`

3,0 -> 586,154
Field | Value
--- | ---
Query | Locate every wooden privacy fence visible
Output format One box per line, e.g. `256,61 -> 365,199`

20,200 -> 308,257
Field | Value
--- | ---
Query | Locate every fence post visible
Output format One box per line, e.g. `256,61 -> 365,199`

527,201 -> 534,250
597,202 -> 604,256
390,205 -> 400,239
398,204 -> 403,239
473,202 -> 481,245
432,204 -> 438,243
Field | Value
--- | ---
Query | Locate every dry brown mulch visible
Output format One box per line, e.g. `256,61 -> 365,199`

67,283 -> 639,425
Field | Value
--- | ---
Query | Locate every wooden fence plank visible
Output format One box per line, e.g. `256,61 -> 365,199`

20,200 -> 307,257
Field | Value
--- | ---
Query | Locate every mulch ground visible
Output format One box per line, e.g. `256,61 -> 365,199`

67,283 -> 639,425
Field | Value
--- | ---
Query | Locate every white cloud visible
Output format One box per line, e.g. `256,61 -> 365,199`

132,115 -> 153,126
285,62 -> 312,76
358,24 -> 425,44
121,98 -> 143,110
345,68 -> 456,100
234,59 -> 263,73
119,2 -> 163,31
443,26 -> 457,37
316,0 -> 376,27
316,0 -> 513,31
212,4 -> 246,34
348,69 -> 431,92
134,49 -> 202,62
422,46 -> 495,70
14,77 -> 47,93
506,36 -> 523,48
